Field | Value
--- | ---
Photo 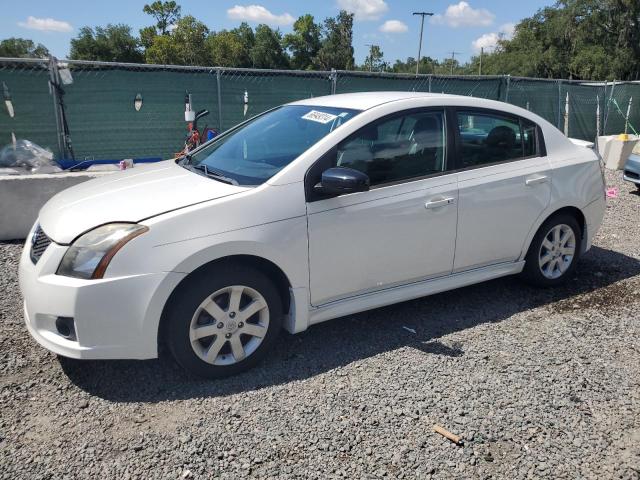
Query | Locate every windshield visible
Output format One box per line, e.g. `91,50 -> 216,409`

185,105 -> 360,185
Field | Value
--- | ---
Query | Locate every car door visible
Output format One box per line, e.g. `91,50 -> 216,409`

305,108 -> 458,306
453,108 -> 551,272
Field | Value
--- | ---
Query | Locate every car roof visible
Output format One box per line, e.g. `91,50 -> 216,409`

291,91 -> 508,111
288,91 -> 563,135
288,91 -> 451,111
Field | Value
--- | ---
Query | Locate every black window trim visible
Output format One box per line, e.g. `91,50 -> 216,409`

450,106 -> 547,172
305,106 -> 453,202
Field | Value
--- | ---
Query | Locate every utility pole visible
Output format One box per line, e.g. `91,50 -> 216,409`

448,51 -> 461,75
413,12 -> 434,75
479,47 -> 483,76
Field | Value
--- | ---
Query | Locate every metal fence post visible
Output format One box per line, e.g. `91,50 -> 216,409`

625,96 -> 633,134
603,80 -> 616,136
216,67 -> 223,131
563,91 -> 570,136
504,75 -> 511,103
47,56 -> 64,159
428,74 -> 432,93
557,80 -> 563,129
330,69 -> 337,95
596,95 -> 601,137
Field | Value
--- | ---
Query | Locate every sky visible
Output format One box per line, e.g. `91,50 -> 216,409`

0,0 -> 554,64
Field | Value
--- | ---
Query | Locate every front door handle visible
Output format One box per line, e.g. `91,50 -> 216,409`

525,175 -> 549,186
425,197 -> 455,209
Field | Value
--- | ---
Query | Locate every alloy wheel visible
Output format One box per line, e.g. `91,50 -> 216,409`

189,285 -> 269,366
538,224 -> 576,280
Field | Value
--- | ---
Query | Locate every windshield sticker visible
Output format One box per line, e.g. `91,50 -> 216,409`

302,110 -> 338,124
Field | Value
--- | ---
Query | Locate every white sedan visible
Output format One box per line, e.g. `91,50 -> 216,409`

19,92 -> 606,378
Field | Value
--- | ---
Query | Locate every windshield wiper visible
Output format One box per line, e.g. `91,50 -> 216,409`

190,164 -> 239,185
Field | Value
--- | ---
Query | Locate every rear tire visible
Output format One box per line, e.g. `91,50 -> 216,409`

520,213 -> 582,288
164,264 -> 282,379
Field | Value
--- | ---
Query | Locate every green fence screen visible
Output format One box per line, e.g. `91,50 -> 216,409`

1,57 -> 639,163
0,60 -> 58,155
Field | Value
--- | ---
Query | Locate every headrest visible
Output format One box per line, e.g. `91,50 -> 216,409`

412,116 -> 440,146
359,126 -> 378,142
486,126 -> 516,148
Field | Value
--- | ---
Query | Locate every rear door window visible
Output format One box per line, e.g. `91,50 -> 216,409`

456,110 -> 539,169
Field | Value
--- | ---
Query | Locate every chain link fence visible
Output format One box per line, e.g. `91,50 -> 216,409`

1,57 -> 639,162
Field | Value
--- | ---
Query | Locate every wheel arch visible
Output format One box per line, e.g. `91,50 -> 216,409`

520,205 -> 587,260
545,206 -> 586,235
158,254 -> 294,353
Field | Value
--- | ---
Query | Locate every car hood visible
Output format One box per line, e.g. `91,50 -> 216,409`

39,160 -> 250,244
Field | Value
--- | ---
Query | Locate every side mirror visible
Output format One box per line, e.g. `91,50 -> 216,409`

314,167 -> 370,197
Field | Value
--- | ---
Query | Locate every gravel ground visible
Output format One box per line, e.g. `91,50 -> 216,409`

1,170 -> 639,480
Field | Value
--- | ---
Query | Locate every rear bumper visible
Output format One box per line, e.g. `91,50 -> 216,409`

19,226 -> 186,360
623,173 -> 640,185
582,195 -> 606,253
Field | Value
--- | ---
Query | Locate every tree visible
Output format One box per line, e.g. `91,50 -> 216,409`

363,45 -> 385,72
69,25 -> 143,63
207,30 -> 246,67
143,1 -> 181,35
206,23 -> 255,68
171,15 -> 210,65
390,56 -> 438,74
145,15 -> 209,65
477,0 -> 640,80
139,26 -> 158,50
314,10 -> 354,70
144,34 -> 179,64
283,14 -> 322,70
250,25 -> 289,69
0,38 -> 49,58
233,22 -> 256,67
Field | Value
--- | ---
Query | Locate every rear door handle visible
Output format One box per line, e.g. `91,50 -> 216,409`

425,197 -> 455,209
525,175 -> 549,186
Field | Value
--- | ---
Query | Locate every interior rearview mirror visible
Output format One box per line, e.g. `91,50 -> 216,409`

314,167 -> 370,197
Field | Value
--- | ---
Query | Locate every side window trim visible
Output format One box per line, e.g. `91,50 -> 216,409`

451,107 -> 546,173
518,117 -> 527,156
305,107 -> 451,202
445,106 -> 461,171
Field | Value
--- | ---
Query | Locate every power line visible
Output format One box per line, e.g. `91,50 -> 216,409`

413,12 -> 434,75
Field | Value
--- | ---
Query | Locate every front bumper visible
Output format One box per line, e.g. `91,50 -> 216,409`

623,154 -> 640,185
19,227 -> 185,360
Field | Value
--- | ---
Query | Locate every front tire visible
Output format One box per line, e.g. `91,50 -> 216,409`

165,264 -> 283,378
520,213 -> 582,287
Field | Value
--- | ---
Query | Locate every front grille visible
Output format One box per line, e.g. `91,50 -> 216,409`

624,170 -> 639,180
30,225 -> 52,264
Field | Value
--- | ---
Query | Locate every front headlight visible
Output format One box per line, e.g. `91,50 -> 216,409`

57,223 -> 148,279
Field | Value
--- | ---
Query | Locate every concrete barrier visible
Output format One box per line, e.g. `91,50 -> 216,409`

0,171 -> 113,241
598,135 -> 639,170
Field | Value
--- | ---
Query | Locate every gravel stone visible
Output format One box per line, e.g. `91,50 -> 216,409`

0,170 -> 639,479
